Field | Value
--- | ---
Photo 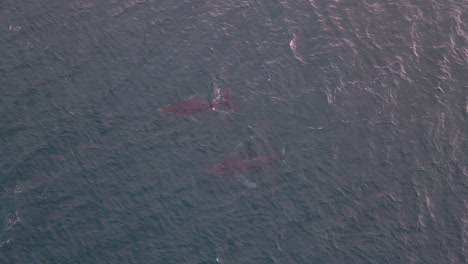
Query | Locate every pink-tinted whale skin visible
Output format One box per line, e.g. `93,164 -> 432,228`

207,155 -> 281,175
160,89 -> 232,114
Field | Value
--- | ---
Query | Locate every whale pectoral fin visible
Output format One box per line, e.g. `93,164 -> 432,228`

235,174 -> 257,189
230,141 -> 245,156
186,93 -> 200,100
186,115 -> 202,125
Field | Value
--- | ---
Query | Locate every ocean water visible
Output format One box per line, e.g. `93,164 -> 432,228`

1,0 -> 467,263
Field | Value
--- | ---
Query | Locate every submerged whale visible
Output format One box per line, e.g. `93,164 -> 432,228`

160,89 -> 232,114
207,155 -> 283,175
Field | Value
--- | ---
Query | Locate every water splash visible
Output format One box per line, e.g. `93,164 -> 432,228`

290,33 -> 306,63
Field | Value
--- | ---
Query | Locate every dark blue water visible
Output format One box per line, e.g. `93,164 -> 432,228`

1,0 -> 467,263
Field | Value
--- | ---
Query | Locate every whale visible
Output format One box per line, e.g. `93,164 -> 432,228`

160,89 -> 232,114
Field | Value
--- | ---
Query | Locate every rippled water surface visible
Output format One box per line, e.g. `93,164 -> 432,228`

1,0 -> 467,263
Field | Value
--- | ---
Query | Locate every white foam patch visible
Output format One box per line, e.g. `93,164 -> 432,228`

290,34 -> 306,63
